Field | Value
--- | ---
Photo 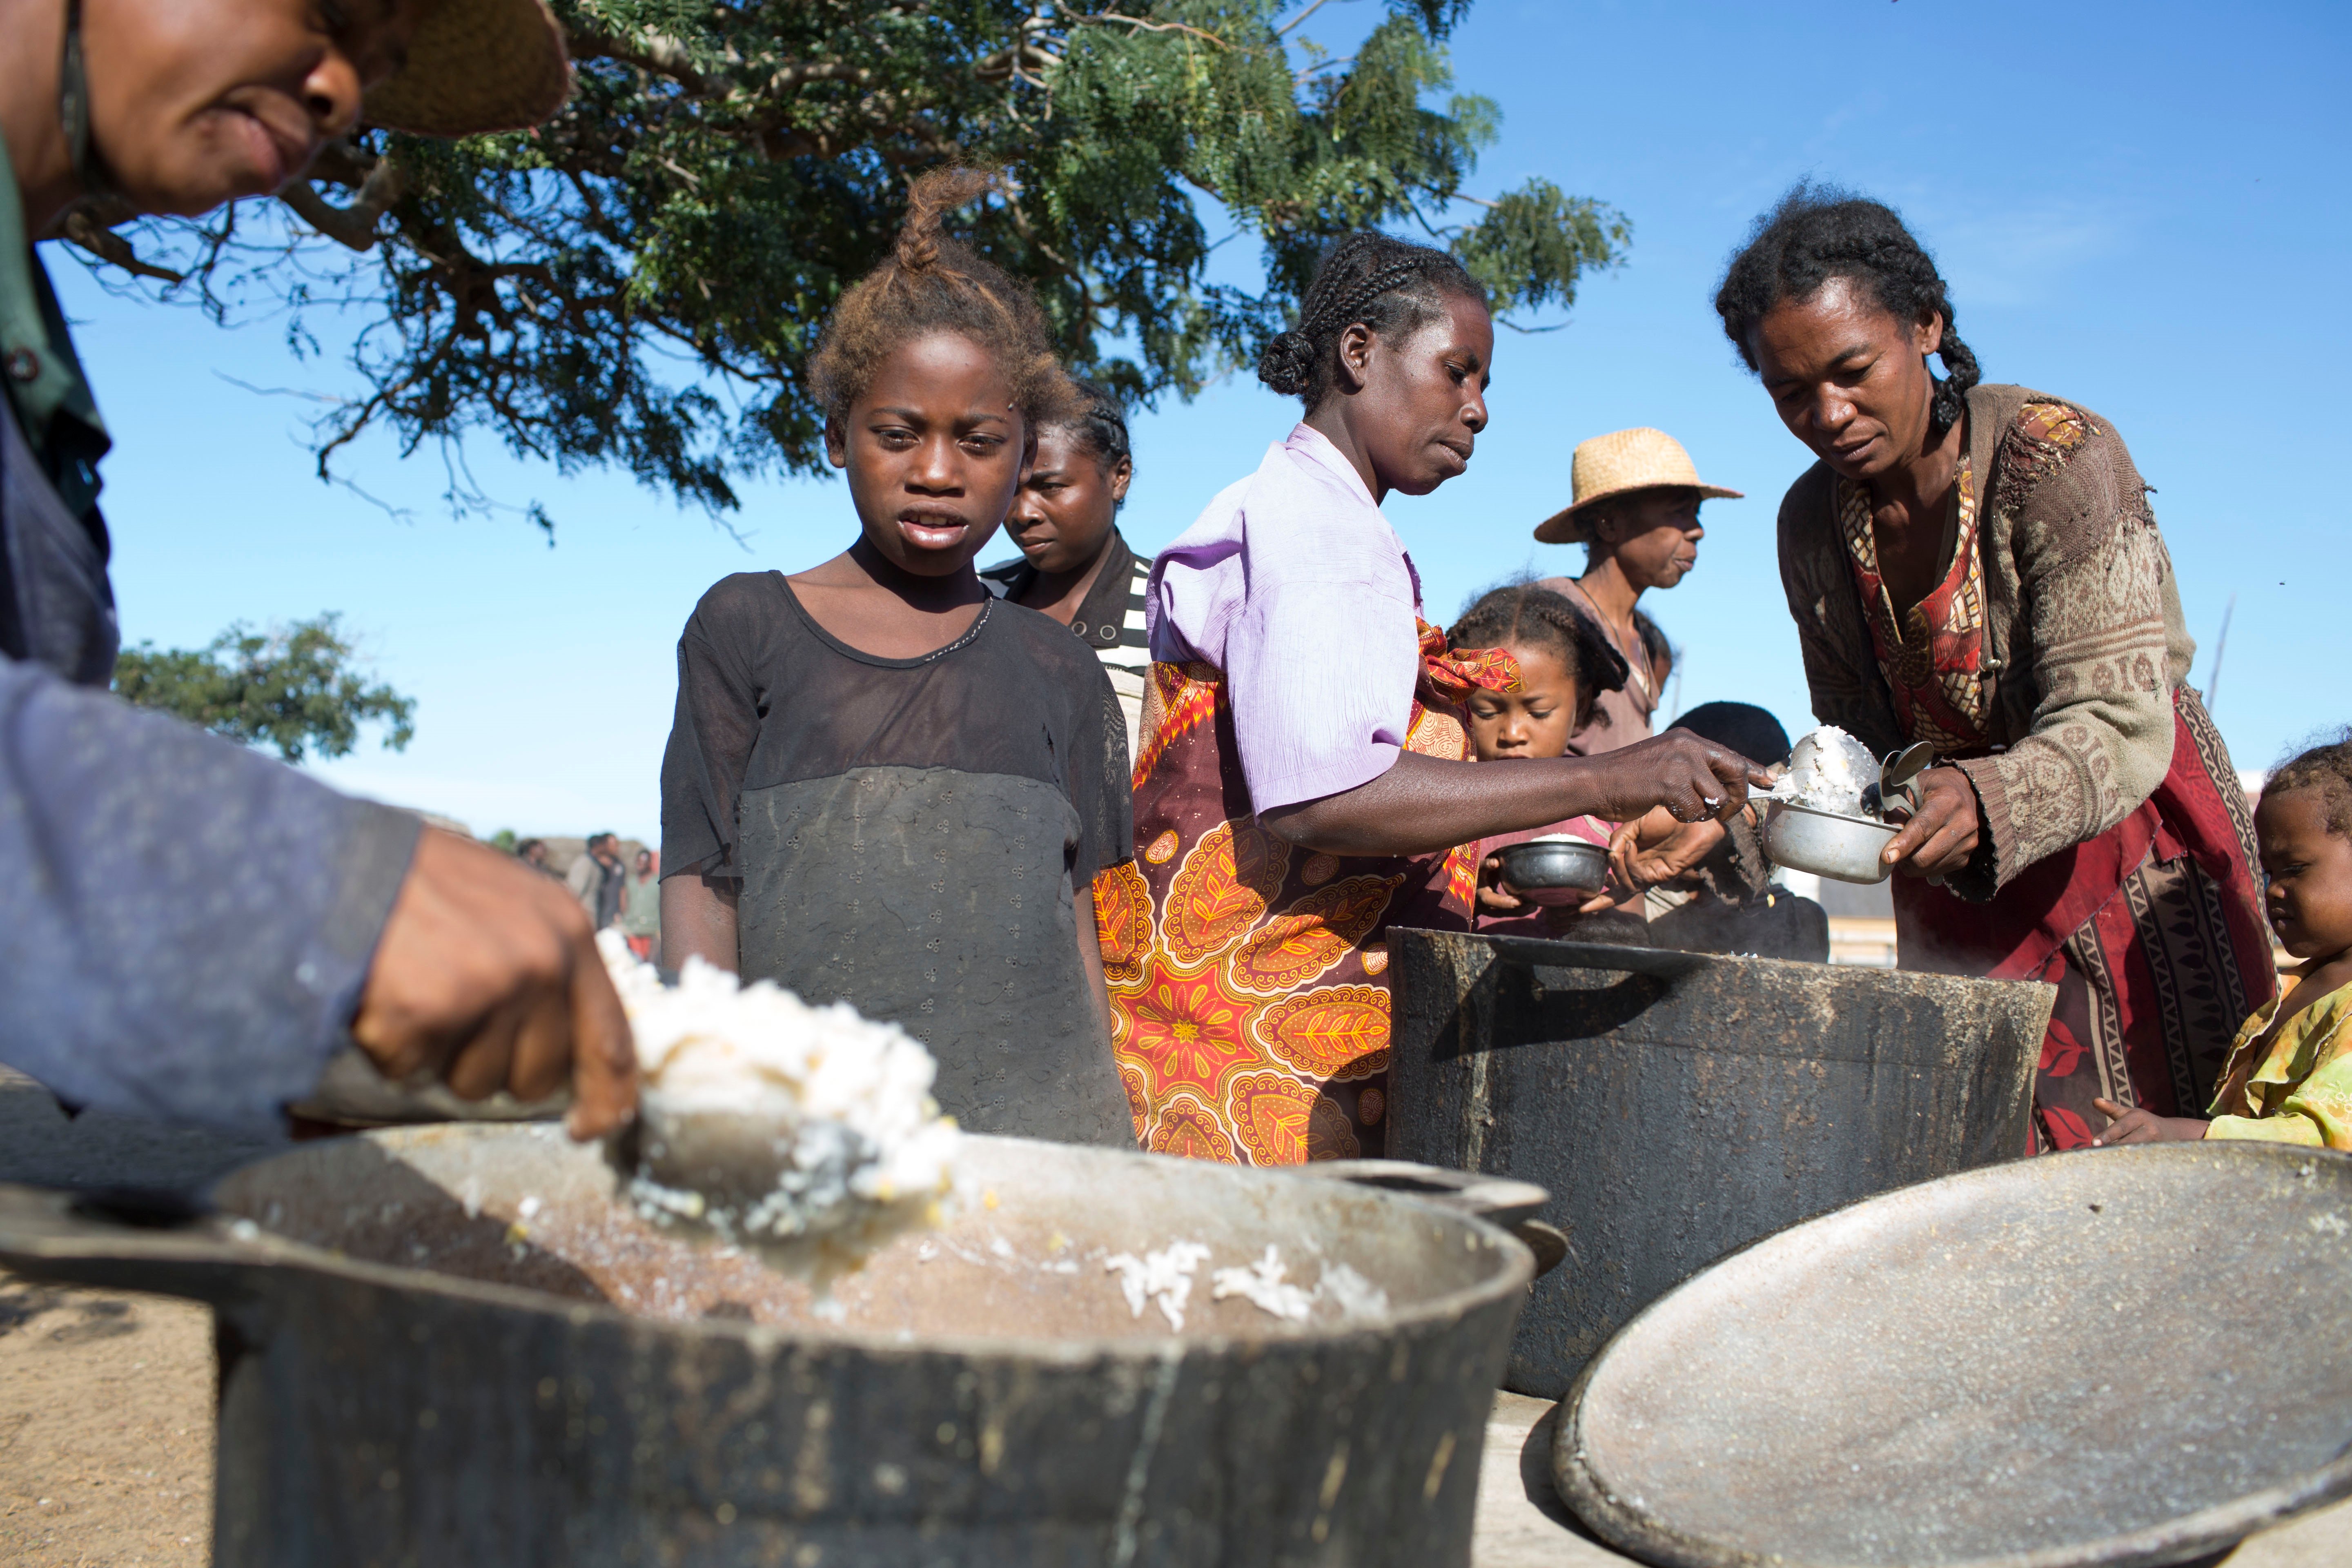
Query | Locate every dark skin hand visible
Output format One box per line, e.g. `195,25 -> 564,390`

1260,293 -> 1769,853
1748,275 -> 1980,880
355,831 -> 637,1139
1004,423 -> 1133,625
2095,788 -> 2352,1145
1604,810 -> 1729,905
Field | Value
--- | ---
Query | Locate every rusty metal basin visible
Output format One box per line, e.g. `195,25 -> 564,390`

1552,1143 -> 2352,1568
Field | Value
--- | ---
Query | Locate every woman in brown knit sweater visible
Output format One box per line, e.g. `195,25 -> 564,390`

1716,187 -> 2274,1152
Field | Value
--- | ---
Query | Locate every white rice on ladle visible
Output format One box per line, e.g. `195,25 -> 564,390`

1781,724 -> 1882,818
599,933 -> 961,1259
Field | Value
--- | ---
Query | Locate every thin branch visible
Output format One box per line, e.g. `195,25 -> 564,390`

326,473 -> 419,524
1071,11 -> 1232,49
213,371 -> 344,405
1276,0 -> 1338,36
59,209 -> 186,283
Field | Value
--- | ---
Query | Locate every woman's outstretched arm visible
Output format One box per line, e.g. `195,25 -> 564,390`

1259,731 -> 1770,858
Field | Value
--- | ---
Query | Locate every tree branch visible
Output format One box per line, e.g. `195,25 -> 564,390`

279,154 -> 405,253
59,208 -> 185,283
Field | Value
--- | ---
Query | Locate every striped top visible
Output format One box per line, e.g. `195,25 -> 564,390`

980,528 -> 1151,761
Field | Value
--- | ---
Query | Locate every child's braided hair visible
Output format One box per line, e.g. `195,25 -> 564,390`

1258,232 -> 1487,410
1713,183 -> 1981,438
1051,376 -> 1133,483
1449,581 -> 1628,734
2265,731 -> 2352,838
809,167 -> 1069,429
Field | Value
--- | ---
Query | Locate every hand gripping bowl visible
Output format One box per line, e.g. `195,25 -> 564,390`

1760,798 -> 1900,884
1493,838 -> 1612,906
0,1126 -> 1535,1568
1552,1143 -> 2352,1568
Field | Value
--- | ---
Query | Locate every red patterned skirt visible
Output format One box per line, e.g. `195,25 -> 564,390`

1094,656 -> 1488,1163
1893,690 -> 2274,1149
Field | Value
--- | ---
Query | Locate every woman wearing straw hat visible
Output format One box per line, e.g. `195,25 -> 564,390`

1532,427 -> 1741,757
0,0 -> 634,1137
1715,187 -> 2272,1153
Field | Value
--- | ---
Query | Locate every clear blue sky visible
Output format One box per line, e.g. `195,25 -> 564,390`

57,0 -> 2350,843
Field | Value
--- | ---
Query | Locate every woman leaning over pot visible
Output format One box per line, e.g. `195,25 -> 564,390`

1716,187 -> 2273,1151
1105,232 -> 1765,1165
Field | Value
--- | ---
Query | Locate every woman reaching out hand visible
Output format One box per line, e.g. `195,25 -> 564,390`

1717,187 -> 2273,1150
1103,233 -> 1765,1165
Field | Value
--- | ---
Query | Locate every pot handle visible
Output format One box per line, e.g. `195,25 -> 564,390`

0,1183 -> 277,1305
1296,1159 -> 1568,1278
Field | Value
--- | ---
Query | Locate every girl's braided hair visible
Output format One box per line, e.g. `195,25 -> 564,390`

1449,581 -> 1629,734
1713,184 -> 1981,437
1258,232 -> 1487,409
2266,731 -> 2352,838
808,167 -> 1069,429
1051,375 -> 1132,476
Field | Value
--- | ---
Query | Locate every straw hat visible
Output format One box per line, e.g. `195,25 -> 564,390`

1532,428 -> 1742,545
363,0 -> 573,138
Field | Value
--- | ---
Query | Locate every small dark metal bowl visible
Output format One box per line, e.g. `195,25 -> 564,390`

1493,838 -> 1610,905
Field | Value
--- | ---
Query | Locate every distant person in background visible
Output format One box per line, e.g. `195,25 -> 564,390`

619,849 -> 661,961
568,833 -> 624,929
1532,428 -> 1740,755
981,378 -> 1151,760
514,838 -> 553,876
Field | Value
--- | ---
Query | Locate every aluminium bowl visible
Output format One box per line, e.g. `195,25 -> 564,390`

1761,799 -> 1899,885
1494,838 -> 1611,906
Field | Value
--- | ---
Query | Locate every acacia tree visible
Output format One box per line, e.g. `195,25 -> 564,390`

68,0 -> 1626,516
112,615 -> 417,764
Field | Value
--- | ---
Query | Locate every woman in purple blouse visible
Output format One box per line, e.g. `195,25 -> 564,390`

1095,232 -> 1766,1164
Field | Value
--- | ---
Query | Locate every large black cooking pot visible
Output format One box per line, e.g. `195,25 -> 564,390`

1385,928 -> 2051,1397
0,1126 -> 1531,1568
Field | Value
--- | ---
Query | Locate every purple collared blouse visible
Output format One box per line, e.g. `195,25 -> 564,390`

1145,424 -> 1423,813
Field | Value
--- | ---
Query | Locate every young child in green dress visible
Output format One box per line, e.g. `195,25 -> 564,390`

2094,737 -> 2352,1149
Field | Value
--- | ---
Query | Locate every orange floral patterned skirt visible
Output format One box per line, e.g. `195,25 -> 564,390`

1096,643 -> 1499,1164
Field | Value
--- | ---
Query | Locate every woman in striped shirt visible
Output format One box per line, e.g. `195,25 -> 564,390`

982,379 -> 1154,760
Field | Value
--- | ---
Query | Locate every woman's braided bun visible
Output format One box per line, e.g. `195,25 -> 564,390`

1255,330 -> 1318,397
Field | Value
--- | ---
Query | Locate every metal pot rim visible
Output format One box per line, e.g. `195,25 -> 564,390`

2,1132 -> 1537,1360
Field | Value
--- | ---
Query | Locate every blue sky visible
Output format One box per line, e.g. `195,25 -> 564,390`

57,0 -> 2350,842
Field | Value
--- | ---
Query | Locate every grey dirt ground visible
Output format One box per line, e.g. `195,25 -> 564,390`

0,1066 -> 2345,1566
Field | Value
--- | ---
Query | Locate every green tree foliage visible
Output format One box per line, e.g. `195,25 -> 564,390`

74,1 -> 1627,515
111,615 -> 418,764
